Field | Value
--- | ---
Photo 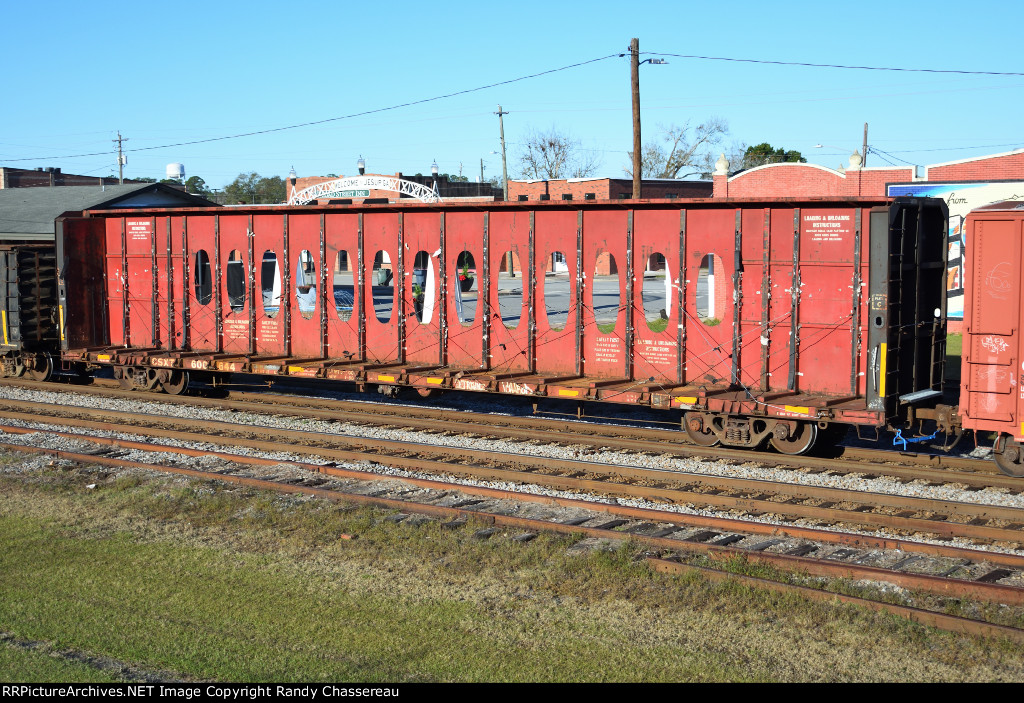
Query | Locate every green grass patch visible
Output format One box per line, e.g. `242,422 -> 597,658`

0,640 -> 126,683
646,317 -> 669,333
3,460 -> 1024,682
946,333 -> 962,357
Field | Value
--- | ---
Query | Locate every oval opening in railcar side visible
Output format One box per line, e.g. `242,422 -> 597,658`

261,250 -> 281,318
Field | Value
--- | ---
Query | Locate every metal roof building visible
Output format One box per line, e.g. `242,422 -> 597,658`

0,183 -> 216,241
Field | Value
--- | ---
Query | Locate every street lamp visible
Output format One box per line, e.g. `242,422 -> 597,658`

357,156 -> 365,176
629,38 -> 667,199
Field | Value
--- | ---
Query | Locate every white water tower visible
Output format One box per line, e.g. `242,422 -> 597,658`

166,163 -> 185,183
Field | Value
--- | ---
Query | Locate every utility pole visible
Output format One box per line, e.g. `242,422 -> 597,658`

113,131 -> 128,184
496,105 -> 509,200
862,122 -> 869,167
630,38 -> 642,199
480,158 -> 485,184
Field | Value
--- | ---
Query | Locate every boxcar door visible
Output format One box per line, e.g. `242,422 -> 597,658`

964,213 -> 1021,426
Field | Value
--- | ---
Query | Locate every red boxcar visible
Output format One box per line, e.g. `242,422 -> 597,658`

56,196 -> 947,455
961,201 -> 1024,475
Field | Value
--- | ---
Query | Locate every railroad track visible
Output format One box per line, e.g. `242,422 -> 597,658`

1,389 -> 1023,547
4,424 -> 1024,644
0,377 -> 1009,489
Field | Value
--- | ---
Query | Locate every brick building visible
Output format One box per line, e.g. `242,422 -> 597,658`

711,148 -> 1024,199
0,166 -> 126,189
710,148 -> 1024,333
508,176 -> 712,202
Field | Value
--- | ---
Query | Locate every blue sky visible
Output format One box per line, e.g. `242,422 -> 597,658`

2,0 -> 1021,190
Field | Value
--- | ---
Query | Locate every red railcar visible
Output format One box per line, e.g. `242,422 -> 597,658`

960,202 -> 1024,475
56,196 -> 948,455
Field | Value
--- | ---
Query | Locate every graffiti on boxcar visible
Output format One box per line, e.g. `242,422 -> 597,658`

976,366 -> 1010,390
982,336 -> 1010,354
454,378 -> 488,392
984,262 -> 1013,300
498,381 -> 536,396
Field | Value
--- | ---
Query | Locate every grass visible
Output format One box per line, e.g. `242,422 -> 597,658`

647,317 -> 669,333
947,332 -> 962,357
3,456 -> 1024,682
0,640 -> 126,683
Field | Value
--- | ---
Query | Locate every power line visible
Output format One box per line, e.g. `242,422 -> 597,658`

2,54 -> 621,163
869,146 -> 921,167
646,52 -> 1024,77
885,141 -> 1024,154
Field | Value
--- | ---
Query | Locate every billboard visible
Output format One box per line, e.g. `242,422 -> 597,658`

887,181 -> 1024,319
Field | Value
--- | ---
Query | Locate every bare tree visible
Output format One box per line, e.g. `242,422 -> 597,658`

625,118 -> 729,179
517,127 -> 601,179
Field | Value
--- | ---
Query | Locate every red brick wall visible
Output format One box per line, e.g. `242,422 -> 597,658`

712,150 -> 1024,199
508,178 -> 711,201
713,164 -> 914,198
927,151 -> 1024,181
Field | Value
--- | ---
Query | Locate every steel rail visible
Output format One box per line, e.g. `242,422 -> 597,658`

7,425 -> 1024,570
0,398 -> 1018,523
647,558 -> 1024,645
0,400 -> 1022,544
4,434 -> 1024,642
0,377 -> 1007,486
3,396 -> 1024,548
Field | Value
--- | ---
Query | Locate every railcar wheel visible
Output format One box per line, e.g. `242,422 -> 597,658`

683,412 -> 720,447
995,436 -> 1024,478
115,366 -> 134,390
770,421 -> 819,456
27,354 -> 53,382
161,370 -> 190,396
